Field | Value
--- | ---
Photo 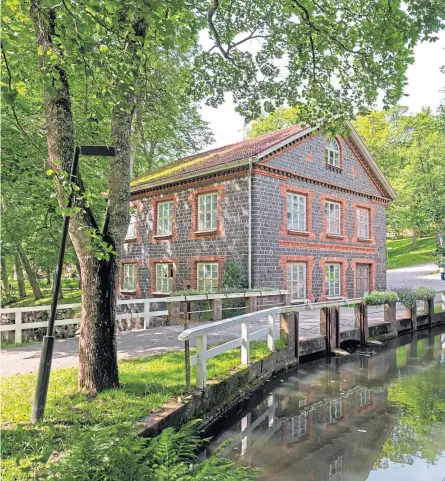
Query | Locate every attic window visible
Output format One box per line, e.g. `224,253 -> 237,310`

325,138 -> 340,168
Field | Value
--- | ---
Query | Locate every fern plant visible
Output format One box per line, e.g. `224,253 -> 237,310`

38,422 -> 257,481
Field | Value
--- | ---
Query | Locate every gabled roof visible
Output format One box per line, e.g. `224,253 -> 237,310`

131,124 -> 306,188
131,122 -> 396,200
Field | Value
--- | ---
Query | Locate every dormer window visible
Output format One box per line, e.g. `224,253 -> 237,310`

325,138 -> 340,168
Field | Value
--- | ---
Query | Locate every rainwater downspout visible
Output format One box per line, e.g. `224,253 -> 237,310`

248,158 -> 252,289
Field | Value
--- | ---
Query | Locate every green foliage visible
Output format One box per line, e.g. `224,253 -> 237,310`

1,343 -> 271,479
386,236 -> 436,269
355,108 -> 445,237
378,361 -> 445,465
363,291 -> 399,305
395,287 -> 419,308
435,243 -> 445,268
222,262 -> 248,289
248,106 -> 301,138
414,286 -> 437,301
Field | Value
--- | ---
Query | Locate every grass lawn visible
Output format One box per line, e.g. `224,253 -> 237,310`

1,341 -> 274,480
7,288 -> 82,308
386,236 -> 436,269
4,279 -> 81,308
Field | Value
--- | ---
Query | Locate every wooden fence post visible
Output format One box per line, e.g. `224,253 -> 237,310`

330,306 -> 340,351
15,311 -> 22,344
384,302 -> 396,324
411,305 -> 417,331
281,292 -> 290,307
168,301 -> 181,325
354,302 -> 368,346
320,307 -> 331,355
211,298 -> 222,321
246,296 -> 257,314
241,321 -> 249,365
426,298 -> 434,327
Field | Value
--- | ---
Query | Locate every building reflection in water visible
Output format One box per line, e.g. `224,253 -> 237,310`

204,329 -> 445,481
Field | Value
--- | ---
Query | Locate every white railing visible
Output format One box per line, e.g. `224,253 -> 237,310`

178,298 -> 362,389
0,298 -> 168,344
0,290 -> 288,344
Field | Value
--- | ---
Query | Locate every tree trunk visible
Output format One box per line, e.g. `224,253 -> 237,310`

78,255 -> 119,393
17,243 -> 42,300
14,252 -> 26,298
73,253 -> 82,289
412,228 -> 417,249
1,253 -> 8,294
30,0 -> 121,392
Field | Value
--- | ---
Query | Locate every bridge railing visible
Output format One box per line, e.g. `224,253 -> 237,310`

178,297 -> 364,389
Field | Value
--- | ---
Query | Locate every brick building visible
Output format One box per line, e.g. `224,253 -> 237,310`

121,122 -> 395,301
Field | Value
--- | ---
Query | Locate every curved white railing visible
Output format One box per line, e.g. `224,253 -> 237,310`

179,298 -> 363,389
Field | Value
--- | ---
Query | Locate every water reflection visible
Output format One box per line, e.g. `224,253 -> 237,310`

205,329 -> 445,481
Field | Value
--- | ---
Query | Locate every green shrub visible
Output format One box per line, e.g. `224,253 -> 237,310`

363,291 -> 399,306
222,262 -> 248,289
38,423 -> 258,481
395,287 -> 418,308
414,286 -> 436,301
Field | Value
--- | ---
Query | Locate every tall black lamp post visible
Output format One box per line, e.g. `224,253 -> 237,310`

31,145 -> 116,423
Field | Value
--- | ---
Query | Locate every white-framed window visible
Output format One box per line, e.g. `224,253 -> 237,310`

326,263 -> 341,297
125,211 -> 138,240
122,263 -> 137,292
157,201 -> 173,236
328,455 -> 344,481
288,412 -> 307,441
197,262 -> 218,292
325,201 -> 341,235
155,263 -> 173,293
329,399 -> 343,423
325,138 -> 340,168
198,193 -> 217,231
359,387 -> 371,407
357,208 -> 370,239
287,263 -> 306,299
287,193 -> 307,231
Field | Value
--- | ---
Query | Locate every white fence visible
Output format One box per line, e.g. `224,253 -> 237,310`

0,290 -> 287,344
0,298 -> 168,344
178,297 -> 362,389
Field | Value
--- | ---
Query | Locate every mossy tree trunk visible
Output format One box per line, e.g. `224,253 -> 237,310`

14,251 -> 26,298
17,243 -> 42,300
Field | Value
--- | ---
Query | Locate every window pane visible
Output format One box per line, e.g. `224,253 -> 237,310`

157,201 -> 173,235
125,212 -> 138,239
155,263 -> 173,292
287,193 -> 306,231
197,263 -> 218,292
288,263 -> 306,299
197,193 -> 218,231
123,264 -> 136,291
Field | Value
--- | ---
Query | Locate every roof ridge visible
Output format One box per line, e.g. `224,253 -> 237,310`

131,124 -> 303,185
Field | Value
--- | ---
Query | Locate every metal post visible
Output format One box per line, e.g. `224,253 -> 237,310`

31,145 -> 115,423
32,147 -> 80,423
184,300 -> 191,391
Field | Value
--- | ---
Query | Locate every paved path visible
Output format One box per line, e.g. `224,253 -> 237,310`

2,264 -> 443,377
1,306 -> 406,377
387,263 -> 444,291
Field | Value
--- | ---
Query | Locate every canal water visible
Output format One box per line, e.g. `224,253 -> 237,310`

205,327 -> 445,481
